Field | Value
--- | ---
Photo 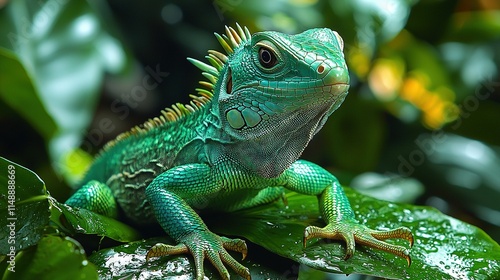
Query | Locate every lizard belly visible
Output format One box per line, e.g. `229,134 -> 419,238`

192,186 -> 285,212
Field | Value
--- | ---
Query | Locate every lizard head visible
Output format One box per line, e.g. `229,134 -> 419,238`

220,27 -> 349,132
190,24 -> 349,177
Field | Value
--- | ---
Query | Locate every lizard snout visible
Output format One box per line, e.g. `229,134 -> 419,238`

319,64 -> 349,87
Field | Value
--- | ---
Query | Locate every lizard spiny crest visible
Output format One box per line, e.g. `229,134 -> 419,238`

101,23 -> 250,152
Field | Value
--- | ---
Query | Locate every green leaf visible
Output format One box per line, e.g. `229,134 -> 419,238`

0,156 -> 139,276
210,189 -> 500,279
49,198 -> 140,242
0,48 -> 57,141
88,237 -> 291,279
0,157 -> 50,254
0,157 -> 139,248
1,235 -> 98,280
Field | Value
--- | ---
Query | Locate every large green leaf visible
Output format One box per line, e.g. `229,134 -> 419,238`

210,190 -> 500,279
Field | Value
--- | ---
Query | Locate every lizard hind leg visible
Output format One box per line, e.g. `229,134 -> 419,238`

65,180 -> 118,218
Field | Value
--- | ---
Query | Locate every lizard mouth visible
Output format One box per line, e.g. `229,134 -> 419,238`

324,83 -> 350,95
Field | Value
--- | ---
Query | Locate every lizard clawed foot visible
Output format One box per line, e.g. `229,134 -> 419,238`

303,221 -> 414,266
146,231 -> 250,280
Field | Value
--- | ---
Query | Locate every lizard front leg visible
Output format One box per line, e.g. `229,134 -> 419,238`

65,180 -> 118,218
144,163 -> 250,280
283,160 -> 414,265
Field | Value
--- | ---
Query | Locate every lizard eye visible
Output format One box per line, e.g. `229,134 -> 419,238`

258,47 -> 278,69
253,40 -> 283,72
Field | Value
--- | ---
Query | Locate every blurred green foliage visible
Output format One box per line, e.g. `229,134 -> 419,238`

1,0 -> 500,278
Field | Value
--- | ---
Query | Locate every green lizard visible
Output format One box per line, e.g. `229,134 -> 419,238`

66,24 -> 413,279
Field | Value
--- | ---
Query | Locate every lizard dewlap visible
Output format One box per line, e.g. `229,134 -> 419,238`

66,24 -> 413,280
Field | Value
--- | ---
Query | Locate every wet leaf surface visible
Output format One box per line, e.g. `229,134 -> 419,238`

211,190 -> 500,279
89,237 -> 292,280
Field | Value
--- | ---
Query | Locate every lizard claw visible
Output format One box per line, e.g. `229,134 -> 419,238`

304,221 -> 413,266
146,231 -> 250,280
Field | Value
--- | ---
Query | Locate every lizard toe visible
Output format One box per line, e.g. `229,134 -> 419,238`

146,242 -> 188,261
221,236 -> 248,260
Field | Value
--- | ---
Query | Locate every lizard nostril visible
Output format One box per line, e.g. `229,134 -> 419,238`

317,64 -> 325,74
